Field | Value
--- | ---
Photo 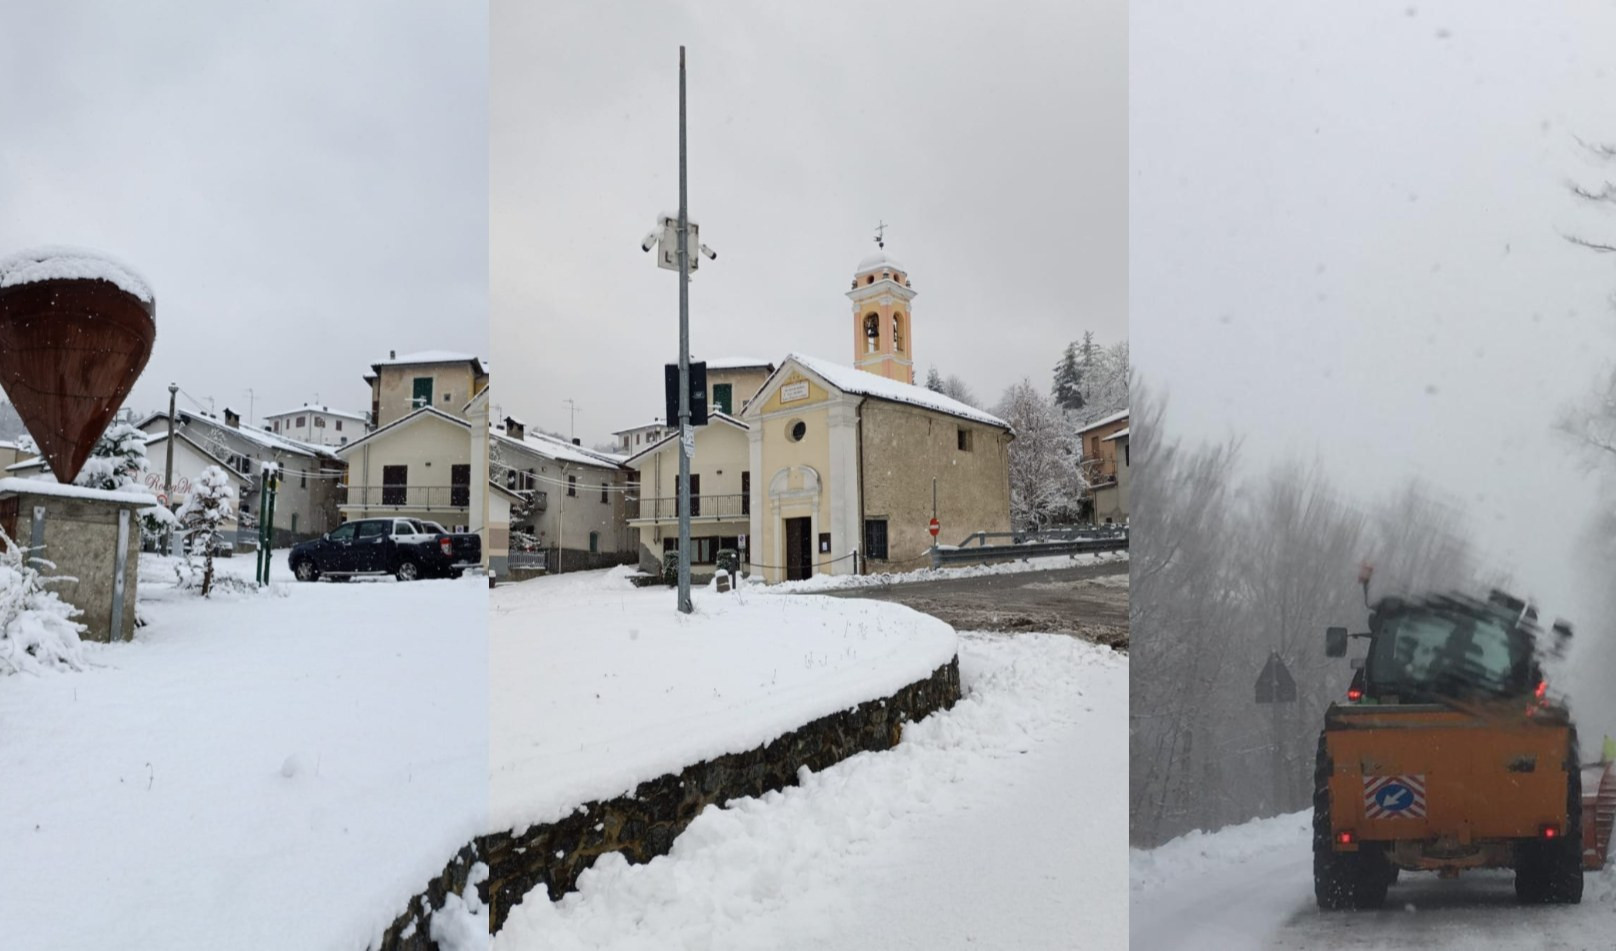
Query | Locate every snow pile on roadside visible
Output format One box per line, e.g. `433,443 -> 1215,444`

1,557 -> 488,950
491,567 -> 958,833
494,632 -> 1127,950
766,548 -> 1129,594
1130,811 -> 1311,895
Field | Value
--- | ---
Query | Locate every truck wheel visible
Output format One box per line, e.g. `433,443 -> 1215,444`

292,559 -> 319,582
395,560 -> 421,582
1314,732 -> 1392,910
1517,742 -> 1584,904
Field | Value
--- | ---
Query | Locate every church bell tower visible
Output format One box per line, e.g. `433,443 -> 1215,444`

847,226 -> 917,384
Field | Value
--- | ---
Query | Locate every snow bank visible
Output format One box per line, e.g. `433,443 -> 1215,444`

1130,811 -> 1312,896
766,549 -> 1128,593
0,245 -> 154,302
0,537 -> 87,675
0,557 -> 487,950
495,632 -> 1127,950
0,476 -> 158,506
491,569 -> 958,833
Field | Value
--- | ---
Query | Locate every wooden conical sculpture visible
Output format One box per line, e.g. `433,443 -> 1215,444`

0,248 -> 155,485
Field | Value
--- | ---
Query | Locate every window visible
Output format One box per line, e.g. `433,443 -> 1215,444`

314,416 -> 326,428
335,420 -> 343,432
328,522 -> 357,542
957,427 -> 973,451
412,377 -> 433,409
864,313 -> 879,352
273,420 -> 281,433
290,513 -> 298,536
688,474 -> 701,517
444,392 -> 452,403
893,313 -> 904,352
600,482 -> 608,503
864,519 -> 889,561
788,420 -> 807,442
340,437 -> 348,446
713,383 -> 733,415
300,470 -> 306,489
355,520 -> 387,539
451,464 -> 471,507
741,471 -> 750,516
382,465 -> 408,505
295,416 -> 305,427
567,475 -> 577,497
588,531 -> 599,554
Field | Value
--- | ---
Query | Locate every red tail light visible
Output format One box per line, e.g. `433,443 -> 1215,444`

1535,679 -> 1548,700
1337,831 -> 1355,845
1541,824 -> 1560,839
1346,687 -> 1363,702
440,537 -> 452,556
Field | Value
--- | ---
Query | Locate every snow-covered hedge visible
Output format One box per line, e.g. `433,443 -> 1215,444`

0,527 -> 87,675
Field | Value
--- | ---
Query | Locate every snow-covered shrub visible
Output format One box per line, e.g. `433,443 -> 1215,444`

0,524 -> 87,675
175,465 -> 235,597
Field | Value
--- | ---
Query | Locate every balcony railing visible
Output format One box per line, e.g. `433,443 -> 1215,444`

491,463 -> 548,511
630,493 -> 748,522
339,484 -> 469,511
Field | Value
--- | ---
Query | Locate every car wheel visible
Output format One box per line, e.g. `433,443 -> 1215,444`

292,559 -> 319,582
395,560 -> 420,582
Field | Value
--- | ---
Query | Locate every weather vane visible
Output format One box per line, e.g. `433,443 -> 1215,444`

874,220 -> 887,249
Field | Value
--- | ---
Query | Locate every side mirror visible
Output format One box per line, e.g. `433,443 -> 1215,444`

1326,626 -> 1349,657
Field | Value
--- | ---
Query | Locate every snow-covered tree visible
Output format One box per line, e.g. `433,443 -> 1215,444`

1052,342 -> 1084,411
996,379 -> 1087,529
176,465 -> 235,597
924,366 -> 945,393
0,523 -> 87,675
939,374 -> 979,409
75,422 -> 147,491
1078,340 -> 1130,420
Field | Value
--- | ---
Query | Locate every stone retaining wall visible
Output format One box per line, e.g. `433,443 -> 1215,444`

483,655 -> 960,932
371,843 -> 481,951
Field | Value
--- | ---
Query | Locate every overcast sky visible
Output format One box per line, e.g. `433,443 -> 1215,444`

0,0 -> 487,426
491,0 -> 1125,447
1133,1 -> 1616,624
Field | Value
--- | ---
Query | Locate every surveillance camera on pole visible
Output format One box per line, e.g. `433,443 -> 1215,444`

639,45 -> 717,616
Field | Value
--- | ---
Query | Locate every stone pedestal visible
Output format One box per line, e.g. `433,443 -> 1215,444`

0,479 -> 151,642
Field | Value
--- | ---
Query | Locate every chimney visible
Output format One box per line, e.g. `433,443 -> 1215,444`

504,417 -> 524,440
389,350 -> 396,360
572,437 -> 581,446
224,408 -> 240,429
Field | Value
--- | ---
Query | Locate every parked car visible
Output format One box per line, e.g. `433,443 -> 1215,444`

288,517 -> 481,582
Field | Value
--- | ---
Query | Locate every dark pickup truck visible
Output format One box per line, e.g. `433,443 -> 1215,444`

289,517 -> 481,582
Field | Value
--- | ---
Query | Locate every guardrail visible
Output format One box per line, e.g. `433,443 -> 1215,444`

952,526 -> 1128,548
507,550 -> 550,573
930,532 -> 1128,568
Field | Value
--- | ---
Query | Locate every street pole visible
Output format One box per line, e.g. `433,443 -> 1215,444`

675,45 -> 693,615
165,383 -> 178,552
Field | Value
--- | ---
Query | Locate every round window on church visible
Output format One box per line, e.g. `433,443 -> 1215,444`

787,419 -> 807,442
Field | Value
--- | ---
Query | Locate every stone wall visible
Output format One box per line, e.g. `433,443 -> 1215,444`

369,843 -> 481,951
480,656 -> 960,932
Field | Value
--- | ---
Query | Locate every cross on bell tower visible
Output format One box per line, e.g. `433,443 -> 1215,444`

847,225 -> 917,384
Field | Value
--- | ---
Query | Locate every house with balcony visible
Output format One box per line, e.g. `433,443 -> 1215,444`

491,416 -> 632,573
334,407 -> 474,530
264,403 -> 369,448
623,411 -> 751,578
1075,409 -> 1129,524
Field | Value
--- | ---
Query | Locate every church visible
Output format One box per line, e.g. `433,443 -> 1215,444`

626,244 -> 1014,582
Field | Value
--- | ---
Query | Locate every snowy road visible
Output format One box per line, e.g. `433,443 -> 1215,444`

496,631 -> 1128,950
1131,813 -> 1616,950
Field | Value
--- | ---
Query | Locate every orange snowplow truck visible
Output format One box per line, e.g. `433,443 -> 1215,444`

1314,588 -> 1616,910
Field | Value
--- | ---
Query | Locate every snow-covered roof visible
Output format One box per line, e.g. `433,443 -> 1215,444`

1075,409 -> 1129,434
612,420 -> 670,436
855,249 -> 905,275
1103,427 -> 1130,441
139,410 -> 332,459
700,357 -> 775,371
493,425 -> 624,470
779,354 -> 1008,429
0,246 -> 153,303
264,404 -> 368,423
622,412 -> 748,466
0,476 -> 157,506
369,350 -> 487,372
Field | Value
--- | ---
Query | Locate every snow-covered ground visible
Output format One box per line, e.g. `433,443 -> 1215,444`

496,630 -> 1128,950
1,550 -> 487,950
762,548 -> 1128,594
1131,811 -> 1616,950
490,566 -> 958,834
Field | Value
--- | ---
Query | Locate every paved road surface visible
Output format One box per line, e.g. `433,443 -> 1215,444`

827,560 -> 1129,648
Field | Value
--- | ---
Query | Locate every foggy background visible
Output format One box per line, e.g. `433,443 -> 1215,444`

490,0 -> 1126,446
0,0 -> 488,428
1130,0 -> 1616,843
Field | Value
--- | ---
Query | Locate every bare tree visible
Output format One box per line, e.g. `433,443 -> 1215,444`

995,379 -> 1086,529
